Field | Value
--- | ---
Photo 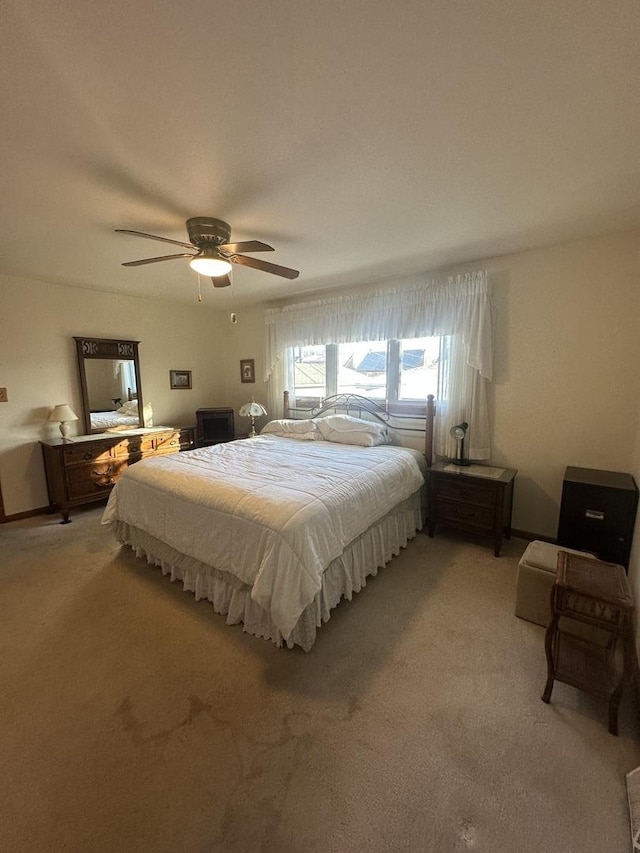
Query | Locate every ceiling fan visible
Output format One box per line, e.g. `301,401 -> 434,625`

116,217 -> 299,288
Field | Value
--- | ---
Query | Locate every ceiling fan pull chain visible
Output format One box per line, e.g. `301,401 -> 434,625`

197,272 -> 202,302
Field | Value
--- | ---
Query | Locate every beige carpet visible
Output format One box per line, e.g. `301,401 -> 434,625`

1,507 -> 638,853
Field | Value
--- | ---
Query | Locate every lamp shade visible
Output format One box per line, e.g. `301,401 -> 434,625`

239,401 -> 268,418
48,403 -> 79,439
449,421 -> 470,466
48,404 -> 79,423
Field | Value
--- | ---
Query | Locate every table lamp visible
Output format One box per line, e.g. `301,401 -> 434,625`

239,399 -> 267,437
450,421 -> 470,466
48,403 -> 79,439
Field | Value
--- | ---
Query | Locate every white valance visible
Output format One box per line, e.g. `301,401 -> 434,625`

264,270 -> 492,382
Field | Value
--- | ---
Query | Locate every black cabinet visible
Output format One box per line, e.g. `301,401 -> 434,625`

556,466 -> 638,569
196,408 -> 235,447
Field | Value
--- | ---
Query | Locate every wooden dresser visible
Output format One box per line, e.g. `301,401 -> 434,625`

427,461 -> 517,556
41,426 -> 195,523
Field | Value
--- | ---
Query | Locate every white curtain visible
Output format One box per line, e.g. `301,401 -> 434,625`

114,360 -> 137,401
264,271 -> 493,459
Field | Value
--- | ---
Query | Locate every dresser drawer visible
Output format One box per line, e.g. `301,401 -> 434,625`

111,433 -> 179,457
66,459 -> 129,500
435,479 -> 495,508
153,431 -> 181,454
63,443 -> 113,464
436,498 -> 494,532
111,436 -> 144,456
179,428 -> 196,451
41,427 -> 188,523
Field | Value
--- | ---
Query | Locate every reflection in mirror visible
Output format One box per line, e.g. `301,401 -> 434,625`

74,337 -> 144,434
85,359 -> 139,430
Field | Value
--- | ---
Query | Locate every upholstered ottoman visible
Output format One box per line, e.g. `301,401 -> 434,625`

515,540 -> 594,627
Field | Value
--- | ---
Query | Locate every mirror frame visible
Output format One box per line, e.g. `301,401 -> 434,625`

73,337 -> 144,434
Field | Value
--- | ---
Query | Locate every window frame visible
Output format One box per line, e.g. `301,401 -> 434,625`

289,339 -> 437,416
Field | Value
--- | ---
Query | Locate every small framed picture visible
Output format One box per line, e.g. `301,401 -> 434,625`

170,369 -> 192,389
240,358 -> 255,383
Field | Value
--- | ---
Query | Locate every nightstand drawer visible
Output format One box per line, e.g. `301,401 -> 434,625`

437,498 -> 494,531
435,479 -> 495,508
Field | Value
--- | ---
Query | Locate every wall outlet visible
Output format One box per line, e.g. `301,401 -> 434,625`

0,388 -> 8,402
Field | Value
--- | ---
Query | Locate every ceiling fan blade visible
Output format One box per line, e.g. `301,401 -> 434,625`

122,253 -> 194,267
218,240 -> 274,253
115,229 -> 194,249
230,254 -> 300,280
211,275 -> 232,288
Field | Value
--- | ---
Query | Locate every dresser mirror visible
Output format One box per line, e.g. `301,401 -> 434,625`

74,337 -> 144,434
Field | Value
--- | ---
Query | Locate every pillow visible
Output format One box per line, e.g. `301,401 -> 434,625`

314,414 -> 390,446
260,418 -> 323,441
115,401 -> 153,426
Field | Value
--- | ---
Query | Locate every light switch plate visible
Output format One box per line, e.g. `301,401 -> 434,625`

0,388 -> 8,402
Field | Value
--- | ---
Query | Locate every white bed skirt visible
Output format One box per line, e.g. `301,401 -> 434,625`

114,493 -> 423,651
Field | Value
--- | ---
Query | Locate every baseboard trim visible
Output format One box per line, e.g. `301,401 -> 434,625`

510,529 -> 555,544
0,505 -> 50,524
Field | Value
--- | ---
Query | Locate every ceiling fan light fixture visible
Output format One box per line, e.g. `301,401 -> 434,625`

117,217 -> 299,284
189,252 -> 232,277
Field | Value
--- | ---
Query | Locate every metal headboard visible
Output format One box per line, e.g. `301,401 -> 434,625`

282,391 -> 436,466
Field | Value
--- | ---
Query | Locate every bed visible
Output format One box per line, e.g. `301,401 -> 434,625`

89,399 -> 154,432
90,410 -> 141,430
101,394 -> 435,650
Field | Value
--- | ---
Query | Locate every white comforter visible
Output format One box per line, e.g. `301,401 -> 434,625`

102,434 -> 425,639
90,411 -> 139,430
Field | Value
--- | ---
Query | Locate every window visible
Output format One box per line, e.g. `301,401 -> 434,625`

289,336 -> 443,411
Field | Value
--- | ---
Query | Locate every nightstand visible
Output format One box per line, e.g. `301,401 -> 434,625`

427,461 -> 517,556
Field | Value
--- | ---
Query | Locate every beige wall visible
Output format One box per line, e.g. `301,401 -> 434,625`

485,232 -> 640,536
0,275 -> 228,515
3,230 -> 640,539
3,233 -> 640,654
258,230 -> 640,538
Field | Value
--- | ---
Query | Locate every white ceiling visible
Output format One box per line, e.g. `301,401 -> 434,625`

1,1 -> 639,308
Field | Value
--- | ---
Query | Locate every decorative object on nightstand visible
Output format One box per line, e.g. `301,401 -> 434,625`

450,421 -> 470,466
239,399 -> 267,438
556,466 -> 638,570
427,461 -> 517,556
47,404 -> 79,439
542,550 -> 635,736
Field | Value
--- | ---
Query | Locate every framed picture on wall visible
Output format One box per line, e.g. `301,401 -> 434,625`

240,359 -> 255,383
169,369 -> 192,389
